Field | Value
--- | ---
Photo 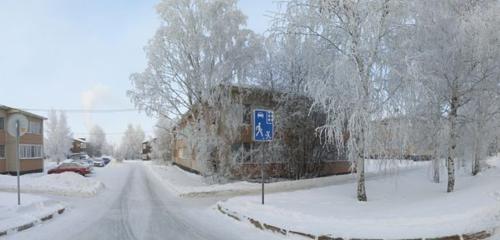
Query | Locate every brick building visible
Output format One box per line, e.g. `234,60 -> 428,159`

70,138 -> 87,154
0,105 -> 46,174
171,86 -> 351,180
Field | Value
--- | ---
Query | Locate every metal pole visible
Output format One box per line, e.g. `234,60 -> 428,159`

261,143 -> 264,205
16,120 -> 21,206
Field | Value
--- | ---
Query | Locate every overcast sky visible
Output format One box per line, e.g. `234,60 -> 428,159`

0,0 -> 278,144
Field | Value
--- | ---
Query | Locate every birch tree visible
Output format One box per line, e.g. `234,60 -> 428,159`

87,125 -> 107,157
45,110 -> 73,164
128,0 -> 262,176
127,0 -> 262,120
278,0 -> 405,201
407,0 -> 500,192
118,124 -> 145,160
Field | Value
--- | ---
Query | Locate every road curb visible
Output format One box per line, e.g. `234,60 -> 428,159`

0,206 -> 66,237
216,203 -> 495,240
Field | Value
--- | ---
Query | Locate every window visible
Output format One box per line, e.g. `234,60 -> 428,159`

28,121 -> 41,134
0,145 -> 5,158
19,144 -> 43,159
0,117 -> 4,130
243,104 -> 251,124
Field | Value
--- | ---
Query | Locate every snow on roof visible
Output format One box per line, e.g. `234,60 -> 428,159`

0,105 -> 47,120
73,138 -> 87,143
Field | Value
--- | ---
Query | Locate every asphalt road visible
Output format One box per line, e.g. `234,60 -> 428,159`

9,162 -> 282,240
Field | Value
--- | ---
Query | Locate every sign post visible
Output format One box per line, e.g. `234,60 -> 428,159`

7,114 -> 29,206
252,109 -> 273,205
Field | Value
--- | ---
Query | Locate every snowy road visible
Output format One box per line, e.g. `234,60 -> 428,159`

8,162 -> 282,240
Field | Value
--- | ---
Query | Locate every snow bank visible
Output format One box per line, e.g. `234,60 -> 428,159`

218,156 -> 500,239
0,192 -> 65,233
0,172 -> 104,197
146,159 -> 428,198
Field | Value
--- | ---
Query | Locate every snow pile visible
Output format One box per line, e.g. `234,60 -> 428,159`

146,160 -> 428,198
365,159 -> 429,173
0,172 -> 104,197
218,156 -> 500,239
0,192 -> 65,233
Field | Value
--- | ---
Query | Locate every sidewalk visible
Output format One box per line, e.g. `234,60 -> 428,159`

146,160 -> 428,198
215,157 -> 500,239
0,192 -> 65,236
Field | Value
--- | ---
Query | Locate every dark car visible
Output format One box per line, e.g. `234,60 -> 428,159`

48,162 -> 91,176
102,157 -> 112,165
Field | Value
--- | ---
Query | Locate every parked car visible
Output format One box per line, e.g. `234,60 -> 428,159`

93,158 -> 105,167
69,153 -> 90,160
48,162 -> 91,176
102,157 -> 112,165
72,159 -> 94,171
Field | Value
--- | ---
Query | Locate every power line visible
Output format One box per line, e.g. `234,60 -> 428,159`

20,108 -> 138,113
73,131 -> 154,136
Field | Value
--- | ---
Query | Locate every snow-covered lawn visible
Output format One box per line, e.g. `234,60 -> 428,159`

0,192 -> 65,234
0,172 -> 104,197
218,156 -> 500,239
146,159 -> 428,198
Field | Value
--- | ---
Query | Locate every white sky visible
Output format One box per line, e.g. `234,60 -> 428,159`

0,0 -> 278,145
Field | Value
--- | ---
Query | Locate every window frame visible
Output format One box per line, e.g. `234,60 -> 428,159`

0,145 -> 5,159
19,144 -> 43,159
28,120 -> 42,135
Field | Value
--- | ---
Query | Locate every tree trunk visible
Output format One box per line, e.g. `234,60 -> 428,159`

432,157 -> 440,183
447,94 -> 458,193
356,127 -> 367,201
472,100 -> 482,176
356,156 -> 367,201
472,122 -> 482,176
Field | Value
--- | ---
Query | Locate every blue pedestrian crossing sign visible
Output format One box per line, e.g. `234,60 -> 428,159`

253,109 -> 273,142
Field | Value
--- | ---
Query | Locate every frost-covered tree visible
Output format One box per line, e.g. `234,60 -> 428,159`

44,110 -> 58,160
464,79 -> 500,175
152,117 -> 174,163
117,124 -> 145,160
278,0 -> 406,201
407,0 -> 500,191
87,125 -> 107,157
44,110 -> 73,164
127,0 -> 262,120
127,0 -> 263,176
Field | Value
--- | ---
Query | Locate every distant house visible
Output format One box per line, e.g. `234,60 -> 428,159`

369,117 -> 434,161
172,85 -> 352,180
71,138 -> 87,154
0,105 -> 46,174
142,139 -> 156,161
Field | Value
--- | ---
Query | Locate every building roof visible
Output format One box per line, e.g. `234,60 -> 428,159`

0,105 -> 47,120
73,138 -> 87,143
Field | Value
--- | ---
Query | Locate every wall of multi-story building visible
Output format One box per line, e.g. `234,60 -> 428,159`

0,109 -> 5,173
1,110 -> 44,174
172,86 -> 351,180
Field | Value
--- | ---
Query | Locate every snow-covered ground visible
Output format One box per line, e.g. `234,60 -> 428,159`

218,156 -> 500,239
7,161 -> 286,240
0,172 -> 104,197
0,192 -> 65,234
146,159 -> 428,198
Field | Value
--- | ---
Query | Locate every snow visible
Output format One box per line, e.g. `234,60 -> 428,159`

218,156 -> 500,239
0,172 -> 104,197
5,161 -> 286,240
146,159 -> 428,198
0,192 -> 64,233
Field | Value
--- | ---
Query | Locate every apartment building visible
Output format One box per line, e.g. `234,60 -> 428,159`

0,105 -> 46,174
